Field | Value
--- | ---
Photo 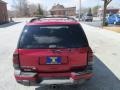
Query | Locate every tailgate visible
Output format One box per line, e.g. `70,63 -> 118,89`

19,48 -> 88,72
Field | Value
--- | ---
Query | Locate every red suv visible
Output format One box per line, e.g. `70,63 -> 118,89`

13,17 -> 93,86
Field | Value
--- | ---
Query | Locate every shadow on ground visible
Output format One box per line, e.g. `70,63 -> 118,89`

35,56 -> 120,90
0,22 -> 21,28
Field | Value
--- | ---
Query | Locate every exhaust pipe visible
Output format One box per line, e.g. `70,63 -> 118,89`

51,84 -> 57,89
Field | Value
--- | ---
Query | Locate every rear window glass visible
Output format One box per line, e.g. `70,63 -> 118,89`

86,14 -> 93,16
18,24 -> 88,49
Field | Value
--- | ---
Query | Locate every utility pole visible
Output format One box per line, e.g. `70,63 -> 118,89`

79,0 -> 81,21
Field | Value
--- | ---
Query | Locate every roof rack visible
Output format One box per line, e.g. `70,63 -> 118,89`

29,16 -> 77,23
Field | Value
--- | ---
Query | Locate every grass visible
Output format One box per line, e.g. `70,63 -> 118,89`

103,26 -> 120,33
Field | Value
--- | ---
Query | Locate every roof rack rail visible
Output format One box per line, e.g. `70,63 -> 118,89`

29,16 -> 77,22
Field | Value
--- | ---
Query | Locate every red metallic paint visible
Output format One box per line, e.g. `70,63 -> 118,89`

26,21 -> 79,26
18,48 -> 88,72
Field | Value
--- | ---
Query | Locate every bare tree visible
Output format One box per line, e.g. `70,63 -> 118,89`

29,4 -> 44,17
36,4 -> 44,16
13,0 -> 30,17
88,8 -> 92,14
92,5 -> 101,16
29,4 -> 38,16
102,0 -> 112,26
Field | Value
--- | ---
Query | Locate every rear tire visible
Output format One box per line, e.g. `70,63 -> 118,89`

105,22 -> 108,26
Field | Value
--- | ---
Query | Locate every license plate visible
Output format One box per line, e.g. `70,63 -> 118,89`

46,57 -> 61,64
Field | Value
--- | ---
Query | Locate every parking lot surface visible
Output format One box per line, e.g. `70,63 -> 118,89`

0,19 -> 120,90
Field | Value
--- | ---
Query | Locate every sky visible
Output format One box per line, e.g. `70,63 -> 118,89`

3,0 -> 120,10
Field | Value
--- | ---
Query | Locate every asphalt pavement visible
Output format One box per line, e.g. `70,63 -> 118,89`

0,19 -> 120,90
83,20 -> 102,27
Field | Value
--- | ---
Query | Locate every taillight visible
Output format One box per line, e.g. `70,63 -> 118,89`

88,47 -> 93,65
13,50 -> 20,69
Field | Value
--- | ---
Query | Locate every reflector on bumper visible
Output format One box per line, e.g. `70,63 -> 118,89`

15,70 -> 37,80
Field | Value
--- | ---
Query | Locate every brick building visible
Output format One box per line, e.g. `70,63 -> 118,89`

98,7 -> 120,17
50,4 -> 76,16
0,0 -> 8,24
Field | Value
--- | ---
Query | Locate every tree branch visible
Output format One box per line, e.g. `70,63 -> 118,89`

107,0 -> 112,5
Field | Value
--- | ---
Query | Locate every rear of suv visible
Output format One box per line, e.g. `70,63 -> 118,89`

13,17 -> 93,86
82,13 -> 93,22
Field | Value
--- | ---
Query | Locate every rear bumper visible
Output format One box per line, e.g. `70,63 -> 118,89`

15,69 -> 93,86
82,18 -> 93,21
